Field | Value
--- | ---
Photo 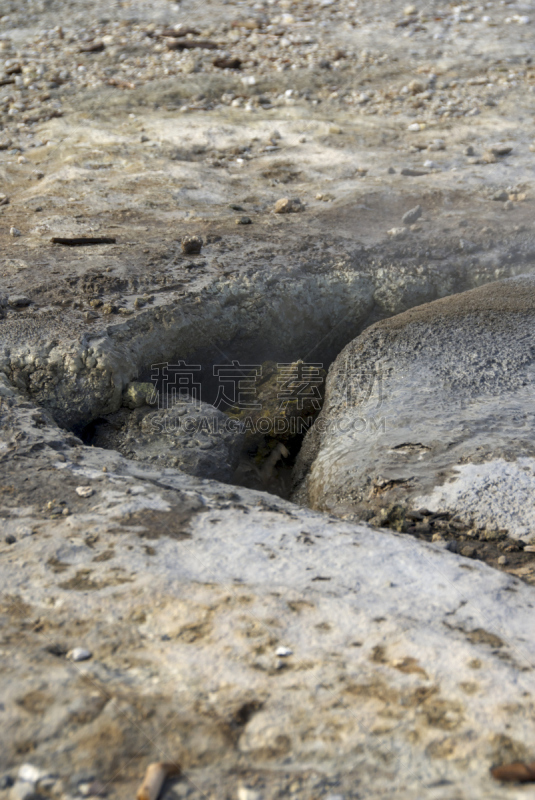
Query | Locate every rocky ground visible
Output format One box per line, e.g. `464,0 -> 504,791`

1,0 -> 535,797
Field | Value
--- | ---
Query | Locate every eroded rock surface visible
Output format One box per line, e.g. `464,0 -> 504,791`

1,0 -> 535,796
1,379 -> 535,800
88,397 -> 245,483
294,276 -> 535,558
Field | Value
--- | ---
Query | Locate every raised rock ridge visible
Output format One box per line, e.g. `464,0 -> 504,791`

294,275 -> 535,551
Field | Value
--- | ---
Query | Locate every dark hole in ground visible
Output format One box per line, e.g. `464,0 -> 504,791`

80,357 -> 326,500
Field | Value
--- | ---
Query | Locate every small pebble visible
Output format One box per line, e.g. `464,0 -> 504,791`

464,145 -> 475,156
460,545 -> 476,558
276,646 -> 293,657
237,788 -> 262,800
68,647 -> 92,662
181,235 -> 203,255
490,143 -> 513,156
274,197 -> 303,214
402,204 -> 422,225
387,227 -> 407,238
408,79 -> 425,94
400,167 -> 429,176
236,216 -> 252,224
8,295 -> 31,308
5,534 -> 16,544
75,486 -> 94,498
9,227 -> 22,237
497,555 -> 508,566
18,765 -> 44,786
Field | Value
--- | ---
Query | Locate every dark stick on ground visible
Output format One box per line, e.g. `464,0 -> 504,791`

51,236 -> 117,246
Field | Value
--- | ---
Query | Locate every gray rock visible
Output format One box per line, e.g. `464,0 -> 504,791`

90,397 -> 245,483
181,235 -> 203,255
490,143 -> 513,156
400,168 -> 429,176
294,275 -> 535,540
428,138 -> 446,151
273,197 -> 303,213
8,295 -> 31,308
402,204 -> 422,225
67,647 -> 92,662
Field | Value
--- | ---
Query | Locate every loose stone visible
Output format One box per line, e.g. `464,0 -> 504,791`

428,138 -> 446,151
274,197 -> 303,214
8,295 -> 31,308
400,167 -> 429,176
402,205 -> 422,225
75,486 -> 94,498
181,235 -> 203,254
490,143 -> 513,156
276,646 -> 293,656
18,765 -> 46,786
68,647 -> 92,662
